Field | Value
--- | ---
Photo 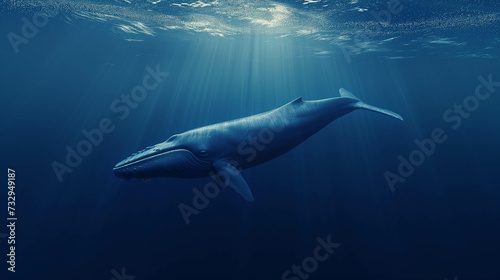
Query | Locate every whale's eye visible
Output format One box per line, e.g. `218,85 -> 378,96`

198,150 -> 208,157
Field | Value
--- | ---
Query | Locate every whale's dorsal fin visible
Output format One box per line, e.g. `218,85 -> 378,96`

286,96 -> 303,107
214,159 -> 254,202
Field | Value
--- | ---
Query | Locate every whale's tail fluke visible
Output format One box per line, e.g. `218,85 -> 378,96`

339,88 -> 403,121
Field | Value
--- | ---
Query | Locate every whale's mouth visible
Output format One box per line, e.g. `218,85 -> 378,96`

114,148 -> 186,169
113,147 -> 212,180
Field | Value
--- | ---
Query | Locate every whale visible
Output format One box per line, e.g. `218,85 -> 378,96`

113,88 -> 402,201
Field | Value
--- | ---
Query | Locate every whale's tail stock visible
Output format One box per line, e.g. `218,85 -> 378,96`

339,88 -> 404,121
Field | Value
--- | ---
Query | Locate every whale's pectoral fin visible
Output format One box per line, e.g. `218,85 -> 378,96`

214,159 -> 254,202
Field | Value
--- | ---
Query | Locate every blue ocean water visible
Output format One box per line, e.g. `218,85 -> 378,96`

1,1 -> 500,279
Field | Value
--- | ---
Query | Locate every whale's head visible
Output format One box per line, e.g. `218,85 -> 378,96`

113,133 -> 214,180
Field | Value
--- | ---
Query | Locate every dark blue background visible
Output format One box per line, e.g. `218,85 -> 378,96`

1,5 -> 499,280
